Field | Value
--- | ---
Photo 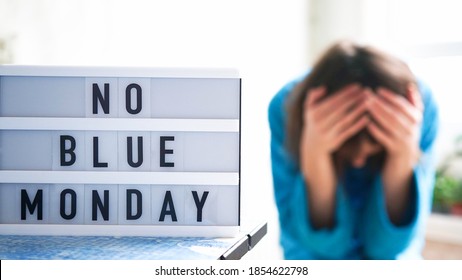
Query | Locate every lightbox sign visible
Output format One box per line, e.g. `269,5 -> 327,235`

0,66 -> 240,237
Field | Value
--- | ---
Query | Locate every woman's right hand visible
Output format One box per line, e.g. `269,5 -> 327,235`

300,84 -> 370,156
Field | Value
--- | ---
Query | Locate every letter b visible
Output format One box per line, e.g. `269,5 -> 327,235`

60,135 -> 76,166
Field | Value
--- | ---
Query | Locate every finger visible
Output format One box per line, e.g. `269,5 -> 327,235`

407,84 -> 424,112
377,87 -> 421,124
305,86 -> 327,108
330,96 -> 369,134
321,90 -> 367,129
367,122 -> 394,150
368,95 -> 410,137
333,115 -> 370,147
316,83 -> 361,115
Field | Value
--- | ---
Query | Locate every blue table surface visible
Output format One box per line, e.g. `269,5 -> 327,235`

0,235 -> 239,260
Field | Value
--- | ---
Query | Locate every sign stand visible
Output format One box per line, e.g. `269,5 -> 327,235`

0,222 -> 266,260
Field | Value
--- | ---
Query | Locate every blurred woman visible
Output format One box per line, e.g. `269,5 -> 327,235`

268,41 -> 438,259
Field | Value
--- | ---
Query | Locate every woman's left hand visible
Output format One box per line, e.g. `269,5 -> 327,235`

366,85 -> 423,224
366,86 -> 423,168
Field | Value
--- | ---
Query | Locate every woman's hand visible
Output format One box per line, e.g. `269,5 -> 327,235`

301,84 -> 370,156
366,86 -> 423,167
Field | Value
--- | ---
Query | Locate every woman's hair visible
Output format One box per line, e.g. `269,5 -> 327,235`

286,40 -> 417,171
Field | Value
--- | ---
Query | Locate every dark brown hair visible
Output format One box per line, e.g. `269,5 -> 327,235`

286,41 -> 416,170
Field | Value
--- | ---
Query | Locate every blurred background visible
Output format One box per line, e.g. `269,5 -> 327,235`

0,0 -> 461,259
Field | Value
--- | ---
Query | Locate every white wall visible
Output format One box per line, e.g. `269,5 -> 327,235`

308,0 -> 364,63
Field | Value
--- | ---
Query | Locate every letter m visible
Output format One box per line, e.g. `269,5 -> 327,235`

21,189 -> 43,220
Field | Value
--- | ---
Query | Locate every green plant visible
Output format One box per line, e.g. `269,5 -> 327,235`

433,173 -> 462,210
432,135 -> 462,212
450,180 -> 462,205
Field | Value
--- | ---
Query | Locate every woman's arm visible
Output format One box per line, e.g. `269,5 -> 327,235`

363,83 -> 438,259
367,86 -> 423,225
300,85 -> 369,228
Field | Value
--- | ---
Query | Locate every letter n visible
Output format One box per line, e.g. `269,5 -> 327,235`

92,190 -> 109,221
92,83 -> 110,114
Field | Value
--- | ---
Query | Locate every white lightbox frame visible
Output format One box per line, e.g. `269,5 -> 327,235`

0,65 -> 241,237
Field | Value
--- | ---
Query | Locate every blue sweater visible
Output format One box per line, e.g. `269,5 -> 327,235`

268,76 -> 439,259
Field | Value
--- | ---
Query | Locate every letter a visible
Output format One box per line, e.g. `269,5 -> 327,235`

159,191 -> 177,222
